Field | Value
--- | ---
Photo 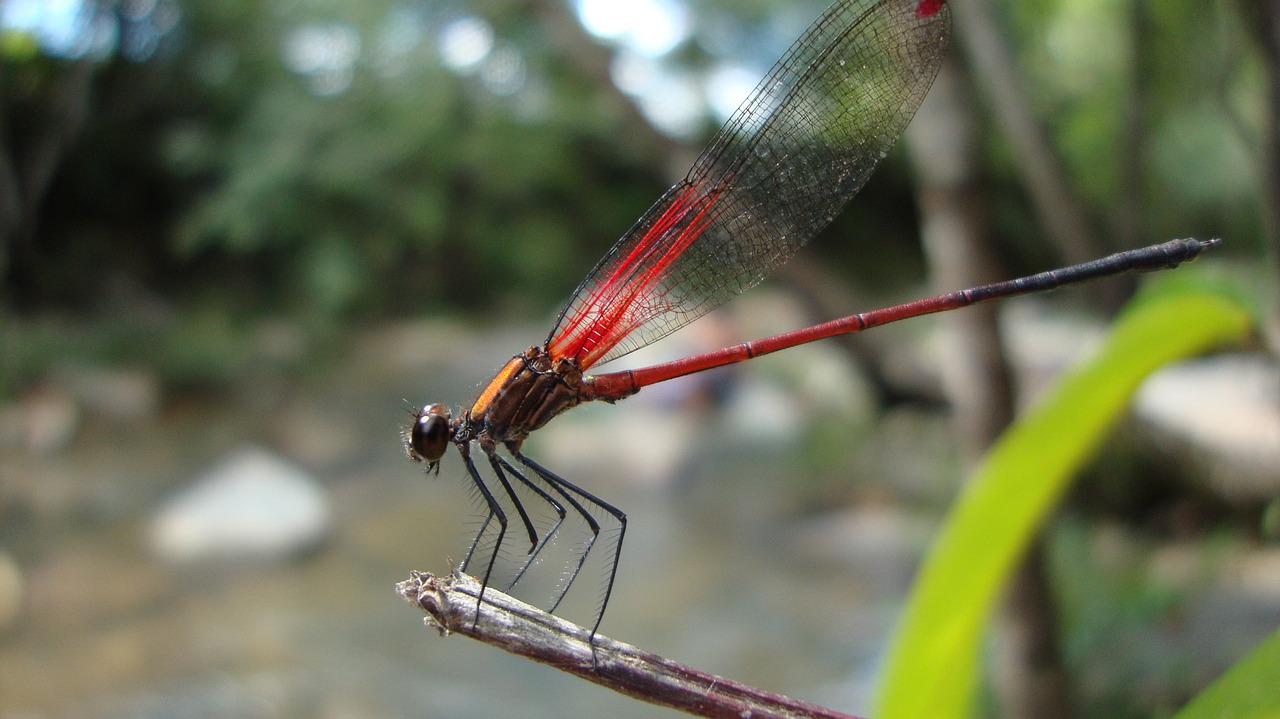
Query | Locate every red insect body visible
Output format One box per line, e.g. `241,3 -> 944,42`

916,0 -> 945,18
405,0 -> 1216,642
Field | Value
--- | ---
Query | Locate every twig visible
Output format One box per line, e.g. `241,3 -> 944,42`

396,570 -> 864,719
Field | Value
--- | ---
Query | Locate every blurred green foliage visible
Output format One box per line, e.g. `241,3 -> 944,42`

1004,0 -> 1260,248
168,2 -> 672,320
2,0 -> 674,325
1173,624 -> 1280,719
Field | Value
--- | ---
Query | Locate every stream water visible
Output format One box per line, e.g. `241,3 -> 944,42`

7,311 -> 1272,718
1,316 -> 949,719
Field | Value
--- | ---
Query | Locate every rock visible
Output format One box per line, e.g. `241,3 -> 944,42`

152,447 -> 331,563
788,504 -> 936,593
67,366 -> 161,423
0,386 -> 80,454
1135,354 -> 1280,503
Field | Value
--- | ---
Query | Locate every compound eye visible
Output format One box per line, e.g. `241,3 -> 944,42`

409,404 -> 451,463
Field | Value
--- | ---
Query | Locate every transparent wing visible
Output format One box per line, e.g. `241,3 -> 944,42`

546,0 -> 950,369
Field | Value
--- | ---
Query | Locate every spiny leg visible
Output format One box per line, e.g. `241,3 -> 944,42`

481,443 -> 541,553
458,443 -> 507,624
512,450 -> 627,641
460,510 -> 493,573
486,452 -> 567,591
516,463 -> 599,614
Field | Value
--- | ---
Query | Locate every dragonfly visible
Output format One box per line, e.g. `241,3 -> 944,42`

405,0 -> 1216,637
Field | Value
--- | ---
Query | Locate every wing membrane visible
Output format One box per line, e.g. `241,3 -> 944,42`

546,0 -> 950,369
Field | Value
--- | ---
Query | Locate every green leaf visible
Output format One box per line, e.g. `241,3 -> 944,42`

874,286 -> 1254,719
1173,626 -> 1280,719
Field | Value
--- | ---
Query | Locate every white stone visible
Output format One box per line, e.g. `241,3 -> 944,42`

1135,354 -> 1280,502
152,447 -> 331,563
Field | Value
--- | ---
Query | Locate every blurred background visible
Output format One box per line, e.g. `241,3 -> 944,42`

0,0 -> 1277,717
